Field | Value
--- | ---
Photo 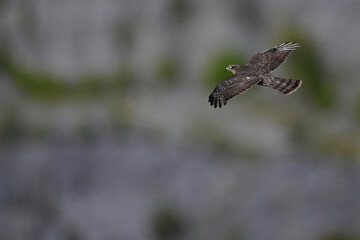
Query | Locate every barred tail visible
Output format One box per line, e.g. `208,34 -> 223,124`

265,76 -> 302,95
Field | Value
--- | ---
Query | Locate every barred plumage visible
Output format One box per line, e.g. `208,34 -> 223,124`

260,75 -> 302,95
208,42 -> 302,108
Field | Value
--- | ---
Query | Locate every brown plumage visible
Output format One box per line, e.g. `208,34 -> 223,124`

208,42 -> 302,108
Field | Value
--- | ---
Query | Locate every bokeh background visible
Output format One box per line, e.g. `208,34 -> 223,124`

1,0 -> 360,240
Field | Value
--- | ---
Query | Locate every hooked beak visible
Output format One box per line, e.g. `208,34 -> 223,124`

226,66 -> 230,71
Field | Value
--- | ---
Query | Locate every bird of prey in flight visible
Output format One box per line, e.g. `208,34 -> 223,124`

208,42 -> 302,108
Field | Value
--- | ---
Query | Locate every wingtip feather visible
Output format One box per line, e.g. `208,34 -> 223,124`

276,42 -> 300,51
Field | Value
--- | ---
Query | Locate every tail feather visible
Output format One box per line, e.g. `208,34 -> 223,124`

262,76 -> 302,95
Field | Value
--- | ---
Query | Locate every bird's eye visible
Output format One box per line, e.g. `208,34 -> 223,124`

229,66 -> 233,69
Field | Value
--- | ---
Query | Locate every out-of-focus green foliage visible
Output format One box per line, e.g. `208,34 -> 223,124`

288,117 -> 360,160
202,50 -> 247,88
75,122 -> 95,143
315,134 -> 360,160
154,55 -> 180,86
74,67 -> 134,98
353,89 -> 360,124
186,120 -> 261,159
0,105 -> 22,142
112,66 -> 134,91
275,27 -> 334,109
0,47 -> 134,100
0,104 -> 49,143
0,47 -> 66,100
187,120 -> 232,153
76,74 -> 104,97
151,206 -> 186,240
28,123 -> 49,141
108,97 -> 135,133
320,232 -> 360,240
287,118 -> 311,145
76,68 -> 133,98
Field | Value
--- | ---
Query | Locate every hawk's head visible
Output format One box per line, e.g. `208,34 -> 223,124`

226,64 -> 241,74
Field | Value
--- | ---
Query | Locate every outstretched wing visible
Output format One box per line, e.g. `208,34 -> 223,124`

246,42 -> 300,74
208,75 -> 262,108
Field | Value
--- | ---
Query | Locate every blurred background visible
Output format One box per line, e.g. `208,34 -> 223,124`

1,0 -> 360,240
